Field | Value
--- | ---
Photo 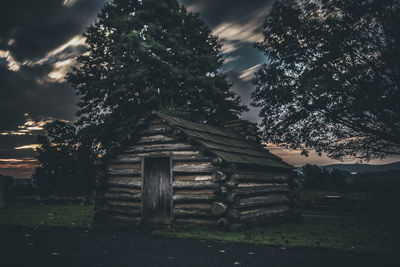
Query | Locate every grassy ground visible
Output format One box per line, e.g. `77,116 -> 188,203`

154,217 -> 400,255
0,203 -> 94,228
1,203 -> 399,254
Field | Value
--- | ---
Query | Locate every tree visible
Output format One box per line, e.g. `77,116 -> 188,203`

33,121 -> 96,196
252,0 -> 400,161
67,0 -> 247,149
301,164 -> 329,189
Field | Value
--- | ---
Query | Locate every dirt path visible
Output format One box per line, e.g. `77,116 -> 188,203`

0,226 -> 398,267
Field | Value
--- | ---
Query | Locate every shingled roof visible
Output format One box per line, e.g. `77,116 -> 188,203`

156,112 -> 293,170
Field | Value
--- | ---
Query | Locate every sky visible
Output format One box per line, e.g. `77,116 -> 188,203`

0,0 -> 399,178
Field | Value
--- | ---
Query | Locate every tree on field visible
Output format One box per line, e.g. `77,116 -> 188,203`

301,164 -> 329,189
252,0 -> 400,160
33,121 -> 96,197
67,0 -> 247,149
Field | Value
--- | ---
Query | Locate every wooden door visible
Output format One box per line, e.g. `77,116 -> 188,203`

142,157 -> 173,225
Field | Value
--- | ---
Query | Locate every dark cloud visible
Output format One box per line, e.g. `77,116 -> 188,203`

0,65 -> 78,131
0,0 -> 106,62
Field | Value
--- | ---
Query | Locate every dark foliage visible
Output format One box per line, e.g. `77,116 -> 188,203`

253,0 -> 400,160
296,164 -> 347,190
350,170 -> 400,198
67,0 -> 247,150
297,164 -> 400,205
0,174 -> 14,201
32,121 -> 96,197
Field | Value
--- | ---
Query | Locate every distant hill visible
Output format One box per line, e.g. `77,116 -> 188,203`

322,161 -> 400,173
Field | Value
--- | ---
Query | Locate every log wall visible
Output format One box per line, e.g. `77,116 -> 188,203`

95,118 -> 219,226
212,169 -> 293,230
95,117 -> 294,229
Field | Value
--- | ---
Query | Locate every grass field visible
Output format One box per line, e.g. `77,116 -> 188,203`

0,203 -> 94,228
154,217 -> 400,255
0,203 -> 399,254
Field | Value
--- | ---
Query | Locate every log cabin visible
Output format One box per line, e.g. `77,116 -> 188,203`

94,112 -> 296,230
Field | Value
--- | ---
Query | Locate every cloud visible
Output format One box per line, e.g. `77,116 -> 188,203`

0,0 -> 105,62
0,156 -> 36,178
0,65 -> 78,133
266,143 -> 400,167
239,64 -> 261,82
14,144 -> 40,151
212,20 -> 264,46
0,50 -> 21,71
63,0 -> 78,7
0,158 -> 36,163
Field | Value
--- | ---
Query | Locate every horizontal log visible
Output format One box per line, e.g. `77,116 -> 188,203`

110,154 -> 212,164
136,134 -> 177,144
109,176 -> 141,183
238,183 -> 288,188
100,207 -> 141,216
173,194 -> 217,203
173,209 -> 214,218
108,186 -> 141,194
172,155 -> 214,162
174,189 -> 216,195
108,163 -> 141,170
126,143 -> 193,153
233,185 -> 290,196
211,202 -> 228,216
148,118 -> 163,125
106,200 -> 141,209
233,195 -> 290,209
173,181 -> 218,189
104,192 -> 141,201
174,203 -> 211,211
147,124 -> 172,131
173,162 -> 216,173
107,215 -> 142,224
108,179 -> 141,189
231,172 -> 289,182
110,156 -> 141,164
174,218 -> 216,227
108,168 -> 141,177
239,206 -> 290,221
121,150 -> 201,158
138,124 -> 173,135
174,174 -> 213,182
